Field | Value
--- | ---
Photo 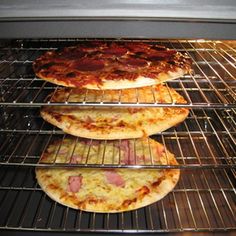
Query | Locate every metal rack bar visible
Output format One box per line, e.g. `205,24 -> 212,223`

187,41 -> 236,96
212,169 -> 235,220
32,193 -> 47,228
201,109 -> 235,167
0,169 -> 234,232
190,172 -> 212,229
201,170 -> 226,228
0,40 -> 236,108
206,42 -> 236,68
178,41 -> 230,105
197,43 -> 236,86
0,108 -> 235,168
169,40 -> 211,105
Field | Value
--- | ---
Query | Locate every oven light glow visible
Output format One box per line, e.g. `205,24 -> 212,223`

196,39 -> 206,42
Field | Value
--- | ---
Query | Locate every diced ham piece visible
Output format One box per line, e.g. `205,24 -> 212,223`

104,170 -> 125,187
75,59 -> 104,71
69,155 -> 82,164
58,146 -> 68,155
80,139 -> 101,146
111,114 -> 120,122
67,175 -> 83,193
103,47 -> 127,56
156,144 -> 165,157
85,115 -> 94,123
115,140 -> 136,165
136,154 -> 146,163
127,107 -> 143,114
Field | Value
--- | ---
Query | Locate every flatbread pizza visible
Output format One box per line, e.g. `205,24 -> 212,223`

40,85 -> 189,140
36,137 -> 180,213
33,41 -> 191,90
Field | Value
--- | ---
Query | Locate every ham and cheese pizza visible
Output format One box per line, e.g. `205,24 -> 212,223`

33,41 -> 191,90
40,84 -> 189,140
36,137 -> 180,212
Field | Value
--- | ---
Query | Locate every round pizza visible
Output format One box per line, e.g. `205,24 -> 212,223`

40,84 -> 189,140
36,138 -> 180,213
33,41 -> 191,90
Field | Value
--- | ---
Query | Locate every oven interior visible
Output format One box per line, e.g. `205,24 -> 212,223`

0,38 -> 235,235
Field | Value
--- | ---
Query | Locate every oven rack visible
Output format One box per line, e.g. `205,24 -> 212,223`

0,39 -> 236,108
0,107 -> 235,169
0,166 -> 235,233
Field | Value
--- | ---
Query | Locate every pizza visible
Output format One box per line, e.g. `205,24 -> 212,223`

36,137 -> 180,212
40,84 -> 189,140
33,41 -> 191,90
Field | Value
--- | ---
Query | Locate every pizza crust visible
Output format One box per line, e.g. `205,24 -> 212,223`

36,68 -> 187,90
40,107 -> 188,140
76,68 -> 186,90
36,138 -> 180,213
40,84 -> 189,140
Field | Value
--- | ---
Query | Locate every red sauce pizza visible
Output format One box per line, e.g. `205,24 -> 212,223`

33,41 -> 191,89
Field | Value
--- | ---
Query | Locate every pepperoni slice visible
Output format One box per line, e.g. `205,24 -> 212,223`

125,42 -> 151,53
147,50 -> 177,61
80,41 -> 104,52
151,45 -> 167,51
39,62 -> 55,70
125,58 -> 148,67
103,47 -> 127,56
75,59 -> 104,71
62,51 -> 86,60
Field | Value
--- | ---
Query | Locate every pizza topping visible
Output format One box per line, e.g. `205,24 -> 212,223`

103,47 -> 127,56
39,62 -> 55,70
34,41 -> 191,89
125,58 -> 148,67
69,155 -> 82,164
85,115 -> 94,123
156,144 -> 165,158
147,50 -> 177,61
79,42 -> 102,52
58,146 -> 68,155
151,45 -> 167,51
122,198 -> 137,207
136,186 -> 150,198
125,42 -> 151,53
60,49 -> 86,60
116,140 -> 136,164
66,72 -> 77,78
36,138 -> 180,213
127,108 -> 144,114
151,176 -> 165,188
75,59 -> 104,71
67,175 -> 83,193
80,139 -> 101,146
104,170 -> 125,187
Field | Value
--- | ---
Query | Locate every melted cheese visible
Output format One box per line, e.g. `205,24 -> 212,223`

41,167 -> 164,207
41,138 -> 168,165
37,138 -> 177,211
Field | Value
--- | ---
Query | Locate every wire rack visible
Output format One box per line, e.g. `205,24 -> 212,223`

0,107 -> 235,169
0,39 -> 236,234
0,166 -> 235,232
0,39 -> 235,108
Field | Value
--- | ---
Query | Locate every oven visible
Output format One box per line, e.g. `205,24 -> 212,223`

0,1 -> 235,235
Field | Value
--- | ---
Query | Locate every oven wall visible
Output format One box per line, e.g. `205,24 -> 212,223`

0,0 -> 236,39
